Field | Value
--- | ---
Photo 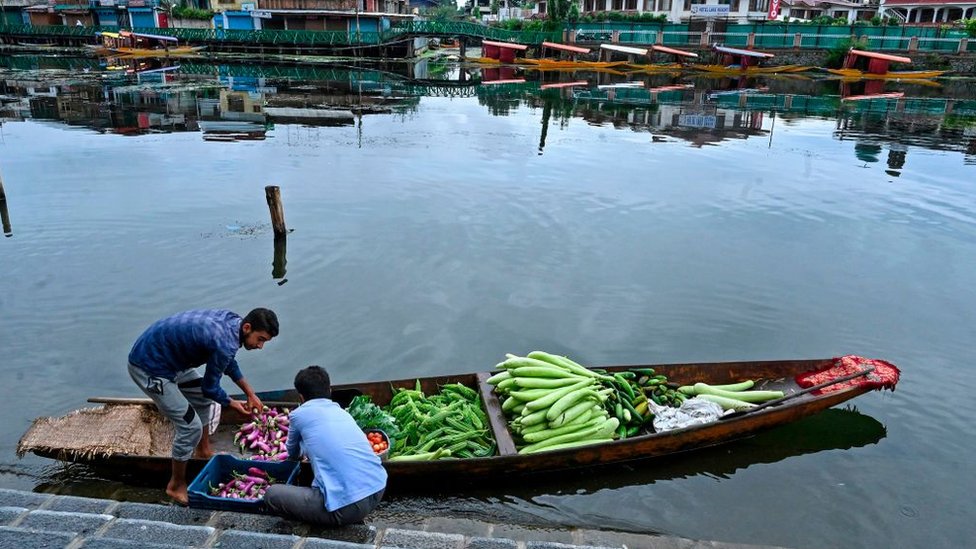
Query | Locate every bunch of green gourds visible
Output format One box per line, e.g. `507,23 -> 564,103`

487,352 -> 620,455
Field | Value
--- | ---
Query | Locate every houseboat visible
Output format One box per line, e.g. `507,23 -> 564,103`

626,45 -> 700,72
826,49 -> 946,79
692,45 -> 811,75
93,31 -> 205,57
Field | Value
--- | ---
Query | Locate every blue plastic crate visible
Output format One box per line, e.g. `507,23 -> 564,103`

187,454 -> 299,513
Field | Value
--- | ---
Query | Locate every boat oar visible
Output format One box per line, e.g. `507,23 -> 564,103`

720,366 -> 876,421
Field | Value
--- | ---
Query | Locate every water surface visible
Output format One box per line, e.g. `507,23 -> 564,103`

1,56 -> 974,548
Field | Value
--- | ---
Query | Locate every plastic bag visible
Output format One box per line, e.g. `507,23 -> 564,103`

650,397 -> 724,433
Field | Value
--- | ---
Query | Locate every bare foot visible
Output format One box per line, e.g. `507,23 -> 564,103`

166,482 -> 189,506
192,449 -> 214,460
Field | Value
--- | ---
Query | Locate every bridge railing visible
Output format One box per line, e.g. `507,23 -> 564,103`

390,20 -> 563,44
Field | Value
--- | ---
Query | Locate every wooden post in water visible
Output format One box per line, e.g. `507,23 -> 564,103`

265,185 -> 287,237
265,185 -> 287,281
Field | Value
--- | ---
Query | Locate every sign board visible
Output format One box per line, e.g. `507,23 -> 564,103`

679,114 -> 718,129
251,10 -> 272,19
241,2 -> 256,10
690,5 -> 730,17
768,0 -> 781,20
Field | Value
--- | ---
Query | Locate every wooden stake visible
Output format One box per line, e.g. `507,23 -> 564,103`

264,185 -> 287,237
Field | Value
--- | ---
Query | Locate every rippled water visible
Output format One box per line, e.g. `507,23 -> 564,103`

1,56 -> 974,548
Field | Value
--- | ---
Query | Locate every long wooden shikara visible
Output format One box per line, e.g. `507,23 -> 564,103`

21,358 -> 890,486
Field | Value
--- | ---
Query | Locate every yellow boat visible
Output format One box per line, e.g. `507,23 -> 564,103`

95,30 -> 204,58
825,68 -> 946,79
692,45 -> 812,75
827,49 -> 945,80
518,58 -> 630,69
625,45 -> 700,72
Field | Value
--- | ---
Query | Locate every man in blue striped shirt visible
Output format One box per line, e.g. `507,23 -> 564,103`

128,308 -> 279,505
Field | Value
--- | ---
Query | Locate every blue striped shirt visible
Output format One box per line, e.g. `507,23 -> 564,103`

128,309 -> 244,405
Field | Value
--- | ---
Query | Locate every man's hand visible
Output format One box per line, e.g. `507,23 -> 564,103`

228,399 -> 249,416
246,394 -> 264,415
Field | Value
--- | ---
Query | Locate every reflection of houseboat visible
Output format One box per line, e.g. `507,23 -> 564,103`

826,49 -> 946,80
93,31 -> 205,57
692,45 -> 810,75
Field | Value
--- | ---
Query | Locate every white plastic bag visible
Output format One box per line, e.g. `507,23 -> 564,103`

650,397 -> 724,433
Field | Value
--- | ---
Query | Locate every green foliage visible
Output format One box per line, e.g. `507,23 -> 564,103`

426,4 -> 462,21
805,15 -> 849,26
824,37 -> 863,69
490,0 -> 500,15
171,5 -> 213,20
870,16 -> 883,26
965,19 -> 976,37
347,395 -> 401,442
886,17 -> 900,27
546,0 -> 573,30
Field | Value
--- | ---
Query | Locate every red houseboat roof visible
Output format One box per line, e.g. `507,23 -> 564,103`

540,80 -> 589,89
651,45 -> 699,58
482,40 -> 528,51
713,45 -> 775,58
847,49 -> 912,64
541,42 -> 590,54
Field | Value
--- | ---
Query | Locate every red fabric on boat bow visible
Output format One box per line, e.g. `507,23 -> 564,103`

795,355 -> 901,395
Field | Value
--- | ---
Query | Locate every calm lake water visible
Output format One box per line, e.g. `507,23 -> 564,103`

1,55 -> 974,548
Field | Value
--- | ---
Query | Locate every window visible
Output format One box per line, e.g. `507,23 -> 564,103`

748,0 -> 768,11
626,0 -> 637,9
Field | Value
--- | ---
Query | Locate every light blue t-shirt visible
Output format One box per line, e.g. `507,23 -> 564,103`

285,398 -> 387,511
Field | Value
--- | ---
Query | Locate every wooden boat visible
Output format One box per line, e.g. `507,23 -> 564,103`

692,45 -> 811,75
626,45 -> 699,72
516,42 -> 626,70
825,49 -> 945,79
18,357 -> 898,487
93,31 -> 205,58
478,40 -> 528,65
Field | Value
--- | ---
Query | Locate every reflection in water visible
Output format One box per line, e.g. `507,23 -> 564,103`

380,407 -> 886,529
0,192 -> 10,237
272,235 -> 287,282
0,171 -> 9,237
0,55 -> 973,167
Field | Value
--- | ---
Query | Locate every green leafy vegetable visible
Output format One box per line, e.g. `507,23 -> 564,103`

347,395 -> 401,442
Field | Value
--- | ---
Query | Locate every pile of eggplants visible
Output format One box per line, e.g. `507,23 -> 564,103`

234,406 -> 290,461
208,467 -> 276,500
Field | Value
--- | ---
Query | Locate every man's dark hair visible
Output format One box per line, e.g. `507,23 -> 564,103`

294,366 -> 332,401
244,308 -> 279,337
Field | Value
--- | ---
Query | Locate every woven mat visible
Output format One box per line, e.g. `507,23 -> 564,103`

17,404 -> 169,459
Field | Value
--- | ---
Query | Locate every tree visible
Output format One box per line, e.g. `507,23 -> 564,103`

546,0 -> 573,30
491,0 -> 500,15
965,18 -> 976,37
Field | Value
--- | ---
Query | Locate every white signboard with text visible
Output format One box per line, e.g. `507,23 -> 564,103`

690,5 -> 731,17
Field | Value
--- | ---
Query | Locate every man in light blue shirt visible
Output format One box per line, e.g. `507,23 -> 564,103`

264,366 -> 387,526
